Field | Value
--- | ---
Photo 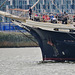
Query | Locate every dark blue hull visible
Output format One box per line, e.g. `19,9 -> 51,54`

25,26 -> 75,61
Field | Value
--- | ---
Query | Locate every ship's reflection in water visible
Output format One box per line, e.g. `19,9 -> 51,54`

0,47 -> 75,75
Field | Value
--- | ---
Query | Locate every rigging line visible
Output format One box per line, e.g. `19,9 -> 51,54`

67,32 -> 75,40
50,0 -> 62,13
10,22 -> 39,45
0,0 -> 7,8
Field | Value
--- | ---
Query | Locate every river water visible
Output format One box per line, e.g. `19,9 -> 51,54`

0,47 -> 75,75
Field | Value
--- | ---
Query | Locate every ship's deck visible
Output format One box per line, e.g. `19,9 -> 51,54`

24,20 -> 75,32
12,19 -> 75,33
0,10 -> 75,33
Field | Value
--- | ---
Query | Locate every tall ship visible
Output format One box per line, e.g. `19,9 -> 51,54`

13,20 -> 75,62
0,0 -> 75,62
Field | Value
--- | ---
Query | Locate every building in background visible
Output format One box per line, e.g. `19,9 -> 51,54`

0,0 -> 75,22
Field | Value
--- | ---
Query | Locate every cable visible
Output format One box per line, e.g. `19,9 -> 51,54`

10,22 -> 39,46
50,0 -> 62,13
0,0 -> 7,8
67,32 -> 75,40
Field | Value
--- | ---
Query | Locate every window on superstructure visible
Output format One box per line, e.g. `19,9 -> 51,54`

43,5 -> 46,9
29,0 -> 33,4
19,1 -> 22,8
44,0 -> 46,4
25,1 -> 27,4
13,0 -> 15,7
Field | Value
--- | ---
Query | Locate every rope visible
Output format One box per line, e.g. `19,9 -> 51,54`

0,0 -> 7,8
67,32 -> 75,40
10,22 -> 38,46
50,0 -> 62,13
